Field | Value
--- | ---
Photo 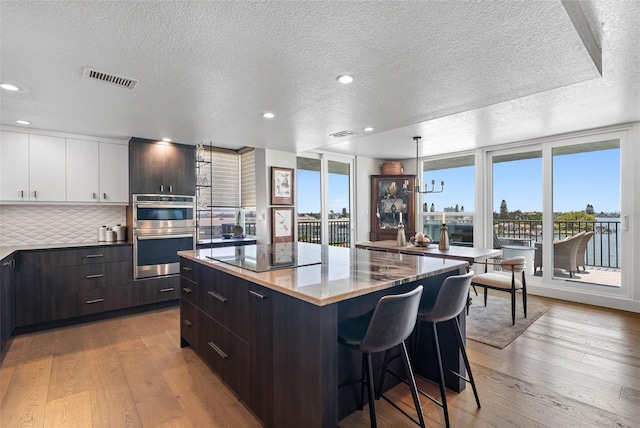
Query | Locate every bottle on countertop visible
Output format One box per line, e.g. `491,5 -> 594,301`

98,225 -> 107,242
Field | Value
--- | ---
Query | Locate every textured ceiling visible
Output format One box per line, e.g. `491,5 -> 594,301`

1,1 -> 638,160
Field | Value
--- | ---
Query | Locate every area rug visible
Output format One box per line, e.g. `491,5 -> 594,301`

466,292 -> 549,349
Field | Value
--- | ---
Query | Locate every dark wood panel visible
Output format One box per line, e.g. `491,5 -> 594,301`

1,256 -> 15,361
271,291 -> 339,428
52,261 -> 133,294
198,269 -> 249,341
47,245 -> 132,267
132,275 -> 180,306
51,284 -> 133,320
129,138 -> 166,194
198,310 -> 249,402
248,284 -> 274,428
179,298 -> 199,351
14,251 -> 52,327
164,143 -> 195,196
179,257 -> 198,283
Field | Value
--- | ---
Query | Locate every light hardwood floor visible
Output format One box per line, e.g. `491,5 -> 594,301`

1,295 -> 638,427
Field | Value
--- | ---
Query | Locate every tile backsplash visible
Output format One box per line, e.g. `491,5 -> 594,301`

0,205 -> 126,246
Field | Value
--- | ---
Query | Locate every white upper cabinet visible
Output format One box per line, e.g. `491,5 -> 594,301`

66,138 -> 100,202
66,139 -> 128,203
28,134 -> 67,201
98,142 -> 128,203
1,130 -> 129,204
0,131 -> 30,201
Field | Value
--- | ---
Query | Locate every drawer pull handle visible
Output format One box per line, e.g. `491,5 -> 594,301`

207,290 -> 227,302
160,288 -> 175,293
85,254 -> 104,258
86,299 -> 104,304
182,287 -> 192,294
2,260 -> 15,267
86,274 -> 104,279
182,266 -> 192,271
249,290 -> 266,300
208,341 -> 228,359
183,319 -> 192,327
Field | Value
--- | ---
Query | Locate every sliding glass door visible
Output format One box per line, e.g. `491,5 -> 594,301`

487,128 -> 629,302
296,154 -> 354,247
550,140 -> 621,288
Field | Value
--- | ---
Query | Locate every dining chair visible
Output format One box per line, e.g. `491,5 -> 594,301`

470,256 -> 526,325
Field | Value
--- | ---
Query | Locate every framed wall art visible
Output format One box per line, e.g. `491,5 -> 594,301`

271,167 -> 294,205
272,207 -> 294,243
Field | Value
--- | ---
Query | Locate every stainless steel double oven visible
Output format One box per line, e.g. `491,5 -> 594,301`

132,194 -> 196,279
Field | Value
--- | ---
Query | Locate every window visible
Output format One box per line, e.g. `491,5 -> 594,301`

421,155 -> 475,245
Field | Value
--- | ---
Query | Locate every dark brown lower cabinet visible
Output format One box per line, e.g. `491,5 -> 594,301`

51,284 -> 133,320
199,310 -> 249,401
247,284 -> 274,427
133,275 -> 180,305
1,256 -> 15,361
179,298 -> 199,351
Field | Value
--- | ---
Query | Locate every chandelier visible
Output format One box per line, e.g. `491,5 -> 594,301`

403,136 -> 444,194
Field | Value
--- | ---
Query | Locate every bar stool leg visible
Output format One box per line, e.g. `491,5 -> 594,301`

365,353 -> 377,428
432,323 -> 451,428
399,342 -> 426,428
453,318 -> 481,408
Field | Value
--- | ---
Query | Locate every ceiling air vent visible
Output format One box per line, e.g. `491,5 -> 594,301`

329,130 -> 356,138
82,67 -> 138,89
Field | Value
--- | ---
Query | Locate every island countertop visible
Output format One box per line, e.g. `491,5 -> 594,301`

179,242 -> 467,306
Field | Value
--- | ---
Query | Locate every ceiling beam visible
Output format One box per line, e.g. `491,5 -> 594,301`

562,0 -> 602,76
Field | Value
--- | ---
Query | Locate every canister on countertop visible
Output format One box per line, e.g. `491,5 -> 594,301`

98,225 -> 107,242
113,224 -> 126,241
105,228 -> 116,242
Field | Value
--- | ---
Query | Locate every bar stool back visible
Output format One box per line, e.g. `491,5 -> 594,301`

338,285 -> 425,428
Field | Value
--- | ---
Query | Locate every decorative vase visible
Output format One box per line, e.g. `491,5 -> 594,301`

439,224 -> 450,250
388,182 -> 398,196
397,222 -> 407,246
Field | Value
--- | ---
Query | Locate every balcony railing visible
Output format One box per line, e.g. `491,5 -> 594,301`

422,214 -> 620,269
298,219 -> 351,247
495,219 -> 620,268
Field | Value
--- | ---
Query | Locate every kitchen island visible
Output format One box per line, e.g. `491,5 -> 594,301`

178,243 -> 468,428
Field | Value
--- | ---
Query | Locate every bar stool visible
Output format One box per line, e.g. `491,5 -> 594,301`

338,285 -> 425,428
379,272 -> 480,428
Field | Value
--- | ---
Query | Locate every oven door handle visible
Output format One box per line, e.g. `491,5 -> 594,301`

135,204 -> 194,209
137,234 -> 194,240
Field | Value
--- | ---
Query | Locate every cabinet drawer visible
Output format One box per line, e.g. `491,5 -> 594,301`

179,258 -> 197,283
49,245 -> 132,267
51,284 -> 132,320
199,270 -> 248,341
52,261 -> 132,293
133,275 -> 180,306
180,276 -> 198,305
199,311 -> 248,400
180,298 -> 199,351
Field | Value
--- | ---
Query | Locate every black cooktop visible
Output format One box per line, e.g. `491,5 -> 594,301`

205,242 -> 322,272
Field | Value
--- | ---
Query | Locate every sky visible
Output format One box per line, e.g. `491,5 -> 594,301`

297,148 -> 620,216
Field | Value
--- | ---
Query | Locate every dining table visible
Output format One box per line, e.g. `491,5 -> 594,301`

355,240 -> 503,266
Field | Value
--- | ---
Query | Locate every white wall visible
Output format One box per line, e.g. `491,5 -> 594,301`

355,156 -> 383,243
254,148 -> 297,244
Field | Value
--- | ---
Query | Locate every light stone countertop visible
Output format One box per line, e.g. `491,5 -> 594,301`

0,241 -> 131,260
179,242 -> 467,306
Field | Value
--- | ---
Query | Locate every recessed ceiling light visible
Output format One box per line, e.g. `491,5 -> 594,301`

1,83 -> 20,91
262,112 -> 275,119
337,75 -> 353,84
16,120 -> 31,125
162,138 -> 172,142
363,127 -> 374,132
